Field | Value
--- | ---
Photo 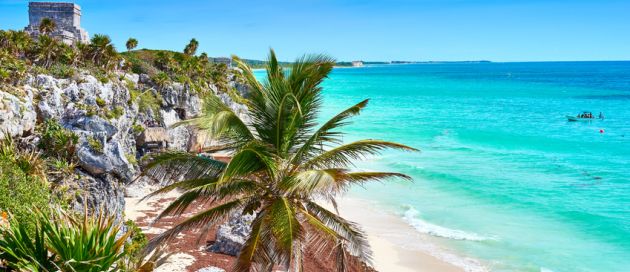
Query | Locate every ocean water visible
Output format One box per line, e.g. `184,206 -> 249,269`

312,62 -> 630,272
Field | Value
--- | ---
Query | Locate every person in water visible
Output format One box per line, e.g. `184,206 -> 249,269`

599,112 -> 605,119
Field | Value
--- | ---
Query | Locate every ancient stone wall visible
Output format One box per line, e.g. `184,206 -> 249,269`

24,2 -> 89,44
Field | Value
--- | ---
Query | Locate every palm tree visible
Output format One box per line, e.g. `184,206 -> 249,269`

142,49 -> 417,271
0,30 -> 32,57
34,35 -> 60,67
89,34 -> 117,68
183,38 -> 199,56
38,18 -> 56,36
126,37 -> 138,52
60,43 -> 80,66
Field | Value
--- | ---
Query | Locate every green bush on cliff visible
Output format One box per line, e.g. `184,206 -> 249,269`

38,119 -> 79,162
87,136 -> 104,154
0,50 -> 28,86
130,88 -> 163,116
0,141 -> 51,234
104,105 -> 125,119
49,63 -> 76,79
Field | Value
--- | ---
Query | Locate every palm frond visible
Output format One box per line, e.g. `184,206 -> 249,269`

234,210 -> 272,272
267,198 -> 303,266
299,207 -> 342,256
140,177 -> 217,202
151,190 -> 206,221
292,99 -> 369,165
303,140 -> 418,169
305,202 -> 372,264
179,94 -> 255,144
149,178 -> 260,223
288,53 -> 335,100
287,169 -> 410,197
144,199 -> 244,253
219,141 -> 277,183
232,55 -> 264,97
141,152 -> 226,182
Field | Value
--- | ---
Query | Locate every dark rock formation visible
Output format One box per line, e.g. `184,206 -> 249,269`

208,213 -> 255,256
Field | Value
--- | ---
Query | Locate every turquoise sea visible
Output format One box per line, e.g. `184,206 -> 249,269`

313,62 -> 630,272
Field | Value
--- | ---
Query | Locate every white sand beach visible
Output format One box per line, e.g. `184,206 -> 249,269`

125,184 -> 480,272
334,197 -> 486,272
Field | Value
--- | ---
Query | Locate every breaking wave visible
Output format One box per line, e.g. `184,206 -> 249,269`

402,206 -> 493,241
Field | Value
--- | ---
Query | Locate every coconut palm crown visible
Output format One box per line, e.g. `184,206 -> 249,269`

141,49 -> 417,271
126,37 -> 138,52
38,18 -> 56,36
184,38 -> 199,56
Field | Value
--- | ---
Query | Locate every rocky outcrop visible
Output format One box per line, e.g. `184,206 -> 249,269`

76,140 -> 134,181
0,88 -> 36,139
208,213 -> 255,256
61,169 -> 126,221
159,82 -> 201,118
161,108 -> 192,151
1,68 -> 248,222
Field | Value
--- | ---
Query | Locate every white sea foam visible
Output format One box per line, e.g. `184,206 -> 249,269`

402,206 -> 492,241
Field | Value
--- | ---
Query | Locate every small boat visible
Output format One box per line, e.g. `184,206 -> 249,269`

566,116 -> 593,122
567,111 -> 603,122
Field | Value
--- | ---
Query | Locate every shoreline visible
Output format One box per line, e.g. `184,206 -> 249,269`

333,196 -> 487,272
124,183 -> 483,271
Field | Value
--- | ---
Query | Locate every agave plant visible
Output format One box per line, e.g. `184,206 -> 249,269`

142,49 -> 417,271
41,207 -> 130,272
0,207 -> 130,272
0,212 -> 58,272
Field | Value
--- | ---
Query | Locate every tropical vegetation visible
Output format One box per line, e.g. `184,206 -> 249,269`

0,138 -> 52,234
141,49 -> 417,271
126,37 -> 138,52
0,205 -> 161,272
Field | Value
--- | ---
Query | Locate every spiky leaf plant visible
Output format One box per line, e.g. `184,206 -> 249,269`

142,49 -> 417,271
42,207 -> 130,272
0,212 -> 57,272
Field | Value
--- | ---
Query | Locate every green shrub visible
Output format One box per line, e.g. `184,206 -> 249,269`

49,63 -> 76,79
49,157 -> 76,176
0,156 -> 51,234
104,106 -> 124,120
95,97 -> 106,107
125,153 -> 138,166
130,88 -> 163,116
38,119 -> 79,162
112,105 -> 125,118
0,50 -> 28,85
0,68 -> 10,83
123,220 -> 147,260
131,123 -> 145,134
95,71 -> 110,84
87,136 -> 104,154
151,72 -> 170,87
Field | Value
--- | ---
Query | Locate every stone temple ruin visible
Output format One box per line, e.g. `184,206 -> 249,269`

24,2 -> 89,44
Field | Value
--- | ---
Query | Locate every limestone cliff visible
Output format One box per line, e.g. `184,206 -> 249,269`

0,69 -> 248,221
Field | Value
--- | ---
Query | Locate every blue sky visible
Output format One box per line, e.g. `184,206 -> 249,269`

1,0 -> 629,62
